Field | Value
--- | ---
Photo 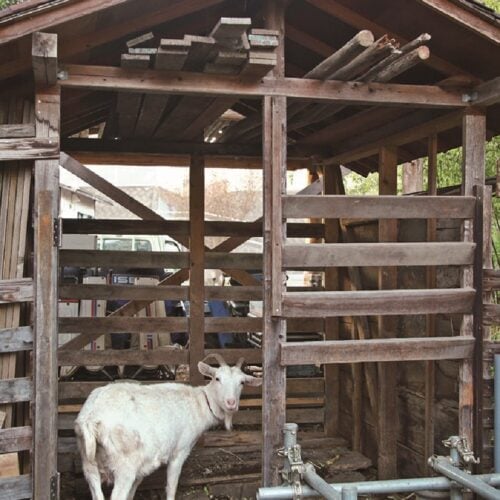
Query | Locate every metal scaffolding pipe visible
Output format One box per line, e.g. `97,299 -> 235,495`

341,486 -> 358,500
495,355 -> 500,473
429,457 -> 500,500
257,474 -> 500,499
303,463 -> 340,500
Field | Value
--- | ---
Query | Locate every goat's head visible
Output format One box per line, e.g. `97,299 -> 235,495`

198,354 -> 262,430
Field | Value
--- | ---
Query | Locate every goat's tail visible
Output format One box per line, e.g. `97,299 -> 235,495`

75,419 -> 98,465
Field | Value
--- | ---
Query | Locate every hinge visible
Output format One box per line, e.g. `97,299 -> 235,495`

53,218 -> 62,248
50,473 -> 60,500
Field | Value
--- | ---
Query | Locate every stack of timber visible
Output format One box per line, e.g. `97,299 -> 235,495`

112,18 -> 279,141
0,98 -> 34,497
220,30 -> 431,144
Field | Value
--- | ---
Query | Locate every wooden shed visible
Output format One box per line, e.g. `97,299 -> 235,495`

0,0 -> 499,497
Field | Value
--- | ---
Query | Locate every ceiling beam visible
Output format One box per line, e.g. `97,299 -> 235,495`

285,23 -> 334,58
59,64 -> 468,108
470,76 -> 500,107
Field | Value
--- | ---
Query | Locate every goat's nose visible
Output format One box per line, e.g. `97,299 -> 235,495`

226,398 -> 236,408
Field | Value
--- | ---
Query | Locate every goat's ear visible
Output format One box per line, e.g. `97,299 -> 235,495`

243,374 -> 262,387
198,361 -> 216,379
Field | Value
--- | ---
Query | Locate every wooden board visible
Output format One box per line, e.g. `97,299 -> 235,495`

0,378 -> 32,404
0,278 -> 33,304
283,195 -> 475,219
0,426 -> 32,453
0,326 -> 33,353
0,137 -> 58,161
281,337 -> 475,366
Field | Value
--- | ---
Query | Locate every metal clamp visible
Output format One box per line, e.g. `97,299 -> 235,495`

443,436 -> 480,465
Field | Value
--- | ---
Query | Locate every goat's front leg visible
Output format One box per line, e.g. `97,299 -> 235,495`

165,449 -> 190,500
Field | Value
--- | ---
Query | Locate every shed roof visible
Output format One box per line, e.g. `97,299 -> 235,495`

0,0 -> 499,173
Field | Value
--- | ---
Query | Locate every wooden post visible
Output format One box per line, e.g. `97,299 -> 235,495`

189,154 -> 205,386
377,146 -> 398,479
424,134 -> 438,468
323,166 -> 341,437
32,32 -> 60,499
262,0 -> 287,486
460,108 -> 485,454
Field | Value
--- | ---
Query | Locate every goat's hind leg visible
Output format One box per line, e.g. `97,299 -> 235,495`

81,460 -> 105,500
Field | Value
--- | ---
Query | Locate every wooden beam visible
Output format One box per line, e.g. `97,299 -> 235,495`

60,64 -> 467,108
0,426 -> 32,453
0,475 -> 32,499
262,0 -> 287,487
33,30 -> 60,499
377,145 -> 398,480
415,0 -> 500,44
61,218 -> 325,239
285,23 -> 333,58
283,242 -> 475,267
283,194 -> 475,219
59,152 -> 163,221
281,337 -> 475,366
189,154 -> 205,386
460,109 -> 486,452
0,137 -> 58,161
0,278 -> 33,304
32,31 -> 57,86
470,77 -> 500,107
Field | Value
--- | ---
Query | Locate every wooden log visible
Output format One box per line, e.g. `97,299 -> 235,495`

281,337 -> 475,365
283,242 -> 475,268
0,378 -> 32,404
283,195 -> 475,219
0,326 -> 33,353
59,64 -> 467,108
0,426 -> 32,453
0,137 -> 58,161
0,278 -> 33,304
373,46 -> 430,83
0,124 -> 35,138
282,288 -> 475,317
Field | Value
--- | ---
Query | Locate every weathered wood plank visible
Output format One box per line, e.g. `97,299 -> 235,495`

60,64 -> 467,108
0,378 -> 32,404
483,304 -> 500,326
283,242 -> 475,268
281,337 -> 475,365
58,378 -> 324,401
0,137 -> 58,161
0,278 -> 33,304
0,426 -> 32,453
61,218 -> 324,239
0,474 -> 32,499
59,284 -> 262,301
32,31 -> 58,86
282,288 -> 475,317
283,195 -> 475,219
483,269 -> 500,292
58,348 -> 188,367
59,250 -> 263,270
470,77 -> 500,107
0,326 -> 33,353
0,124 -> 35,138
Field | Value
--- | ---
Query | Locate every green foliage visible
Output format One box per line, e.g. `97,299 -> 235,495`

0,0 -> 21,8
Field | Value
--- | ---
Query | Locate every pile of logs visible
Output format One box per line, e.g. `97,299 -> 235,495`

113,18 -> 279,140
220,30 -> 431,143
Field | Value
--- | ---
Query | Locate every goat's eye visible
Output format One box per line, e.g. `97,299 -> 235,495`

240,381 -> 244,385
215,377 -> 220,382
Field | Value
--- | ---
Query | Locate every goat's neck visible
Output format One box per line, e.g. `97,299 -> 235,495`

201,384 -> 226,426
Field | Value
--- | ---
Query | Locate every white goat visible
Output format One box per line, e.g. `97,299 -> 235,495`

75,355 -> 261,500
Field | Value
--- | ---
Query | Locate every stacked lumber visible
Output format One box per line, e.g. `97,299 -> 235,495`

220,30 -> 431,143
113,18 -> 279,140
0,99 -> 33,430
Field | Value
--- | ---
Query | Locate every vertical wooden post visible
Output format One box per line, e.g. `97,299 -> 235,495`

377,146 -> 398,479
32,32 -> 60,499
323,166 -> 341,437
460,108 -> 485,454
262,0 -> 287,486
424,134 -> 438,467
189,154 -> 205,386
